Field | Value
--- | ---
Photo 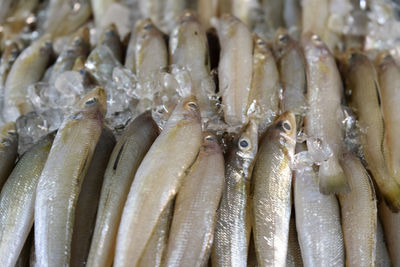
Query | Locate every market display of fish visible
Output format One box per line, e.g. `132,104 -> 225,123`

0,0 -> 399,266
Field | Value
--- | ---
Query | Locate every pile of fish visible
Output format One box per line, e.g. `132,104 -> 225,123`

0,0 -> 399,266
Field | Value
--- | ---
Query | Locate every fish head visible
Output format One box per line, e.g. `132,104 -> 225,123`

268,111 -> 297,148
98,23 -> 120,46
272,28 -> 294,57
77,86 -> 107,116
301,31 -> 330,63
236,120 -> 258,160
166,96 -> 201,128
201,132 -> 222,154
179,10 -> 199,24
375,50 -> 395,71
71,25 -> 90,47
38,34 -> 53,55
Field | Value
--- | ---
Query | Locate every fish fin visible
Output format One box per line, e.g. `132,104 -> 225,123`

318,157 -> 350,194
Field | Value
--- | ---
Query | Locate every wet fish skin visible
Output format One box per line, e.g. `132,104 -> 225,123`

376,52 -> 400,186
126,18 -> 168,78
302,32 -> 349,194
3,35 -> 53,122
138,199 -> 173,267
70,128 -> 116,267
44,0 -> 91,38
0,132 -> 55,267
273,29 -> 307,125
212,121 -> 258,267
379,200 -> 400,266
170,11 -> 217,120
252,111 -> 296,267
164,133 -> 225,267
211,14 -> 253,128
97,24 -> 123,63
91,0 -> 116,27
87,111 -> 159,267
301,0 -> 329,39
34,87 -> 106,267
48,26 -> 91,83
114,96 -> 202,267
248,34 -> 280,135
286,212 -> 303,267
345,52 -> 400,211
375,218 -> 391,267
0,122 -> 18,190
198,0 -> 218,29
0,42 -> 20,119
339,153 -> 377,267
294,144 -> 344,266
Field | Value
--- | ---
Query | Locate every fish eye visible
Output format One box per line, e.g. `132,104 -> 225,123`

311,34 -> 322,44
205,135 -> 214,142
278,34 -> 288,43
85,97 -> 97,105
185,101 -> 198,111
143,23 -> 153,30
239,138 -> 250,150
257,39 -> 265,46
282,121 -> 291,131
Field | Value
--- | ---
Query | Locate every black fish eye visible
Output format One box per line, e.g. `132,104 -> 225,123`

205,135 -> 214,141
143,23 -> 152,30
85,97 -> 97,105
278,34 -> 288,42
239,139 -> 249,148
186,101 -> 198,110
283,121 -> 291,131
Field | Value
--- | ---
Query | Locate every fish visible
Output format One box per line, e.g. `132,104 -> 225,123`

91,0 -> 117,27
345,52 -> 400,211
379,200 -> 400,266
252,111 -> 296,267
138,0 -> 187,34
273,29 -> 307,125
286,213 -> 303,267
212,121 -> 258,267
376,52 -> 400,186
0,132 -> 55,267
339,153 -> 377,267
97,24 -> 123,63
283,0 -> 301,37
301,0 -> 329,39
43,0 -> 91,38
3,35 -> 53,122
14,229 -> 33,267
70,128 -> 116,267
137,199 -> 173,267
164,133 -> 225,267
34,87 -> 106,266
86,111 -> 159,267
0,0 -> 39,22
211,14 -> 253,128
294,144 -> 345,266
302,32 -> 349,194
197,0 -> 218,30
375,218 -> 391,267
248,35 -> 280,135
114,96 -> 202,266
0,42 -> 20,119
47,26 -> 90,84
170,11 -> 218,121
125,18 -> 168,79
0,122 -> 18,190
